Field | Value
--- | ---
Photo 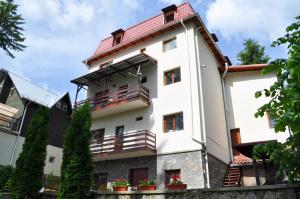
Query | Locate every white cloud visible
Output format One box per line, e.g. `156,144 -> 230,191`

158,0 -> 184,5
206,0 -> 300,43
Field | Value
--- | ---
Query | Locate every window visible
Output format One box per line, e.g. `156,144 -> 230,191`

163,37 -> 177,52
165,12 -> 175,23
49,156 -> 55,163
9,87 -> 15,96
62,103 -> 68,112
164,68 -> 181,85
267,112 -> 276,128
136,116 -> 143,121
141,76 -> 147,84
93,173 -> 108,191
91,128 -> 105,144
163,112 -> 183,132
113,34 -> 122,46
56,102 -> 61,109
165,169 -> 180,185
100,61 -> 112,69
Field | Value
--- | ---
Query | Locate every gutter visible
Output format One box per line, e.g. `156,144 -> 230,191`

221,62 -> 233,161
181,19 -> 210,188
9,100 -> 31,165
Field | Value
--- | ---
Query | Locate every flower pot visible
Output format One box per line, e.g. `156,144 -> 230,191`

166,184 -> 187,190
138,185 -> 157,191
113,186 -> 128,191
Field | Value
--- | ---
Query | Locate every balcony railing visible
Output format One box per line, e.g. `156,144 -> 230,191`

0,112 -> 20,132
90,130 -> 156,160
75,85 -> 150,112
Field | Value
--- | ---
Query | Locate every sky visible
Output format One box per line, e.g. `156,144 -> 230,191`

0,0 -> 300,103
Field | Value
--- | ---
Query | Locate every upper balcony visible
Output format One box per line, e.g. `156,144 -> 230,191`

71,53 -> 157,118
75,85 -> 150,118
0,103 -> 20,132
90,130 -> 156,161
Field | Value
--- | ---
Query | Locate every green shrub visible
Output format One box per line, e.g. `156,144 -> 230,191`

0,165 -> 13,192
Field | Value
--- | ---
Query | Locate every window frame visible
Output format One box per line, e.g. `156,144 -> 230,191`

113,33 -> 123,46
163,37 -> 177,52
163,112 -> 184,133
165,169 -> 181,186
266,112 -> 276,129
164,11 -> 175,23
164,67 -> 181,85
49,156 -> 55,163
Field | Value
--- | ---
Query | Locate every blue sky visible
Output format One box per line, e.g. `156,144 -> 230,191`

0,0 -> 299,103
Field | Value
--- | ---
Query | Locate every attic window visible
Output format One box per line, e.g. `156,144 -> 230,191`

111,29 -> 125,46
9,87 -> 15,96
162,4 -> 177,24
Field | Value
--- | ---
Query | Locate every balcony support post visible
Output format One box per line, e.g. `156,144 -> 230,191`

74,85 -> 83,107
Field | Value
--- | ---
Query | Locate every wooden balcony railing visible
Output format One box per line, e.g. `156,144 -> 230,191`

90,130 -> 156,156
75,85 -> 149,111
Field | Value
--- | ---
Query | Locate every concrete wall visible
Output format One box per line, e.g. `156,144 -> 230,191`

0,131 -> 62,176
91,184 -> 300,199
225,71 -> 289,143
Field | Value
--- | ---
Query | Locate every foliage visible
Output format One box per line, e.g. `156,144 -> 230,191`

58,103 -> 93,199
169,175 -> 183,185
112,178 -> 130,187
10,107 -> 49,199
138,178 -> 155,186
237,38 -> 270,64
255,16 -> 300,182
0,165 -> 13,192
0,0 -> 26,58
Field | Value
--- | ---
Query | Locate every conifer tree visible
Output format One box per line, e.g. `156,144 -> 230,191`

10,107 -> 49,199
237,39 -> 270,64
58,103 -> 92,199
0,0 -> 26,58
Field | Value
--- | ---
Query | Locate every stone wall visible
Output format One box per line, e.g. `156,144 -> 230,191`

157,150 -> 204,189
207,153 -> 228,187
92,184 -> 300,199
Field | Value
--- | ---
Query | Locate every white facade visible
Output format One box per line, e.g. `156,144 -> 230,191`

224,70 -> 288,143
86,21 -> 230,163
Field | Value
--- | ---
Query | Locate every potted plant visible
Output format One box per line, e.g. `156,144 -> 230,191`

138,178 -> 156,191
166,175 -> 187,190
112,178 -> 130,191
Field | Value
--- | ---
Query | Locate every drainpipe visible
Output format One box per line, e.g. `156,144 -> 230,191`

221,62 -> 233,161
181,19 -> 210,188
194,26 -> 210,188
9,101 -> 31,165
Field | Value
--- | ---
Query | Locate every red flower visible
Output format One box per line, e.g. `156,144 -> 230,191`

144,178 -> 148,182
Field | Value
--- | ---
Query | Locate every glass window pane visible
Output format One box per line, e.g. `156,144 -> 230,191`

175,113 -> 183,130
171,39 -> 177,49
163,38 -> 176,52
173,68 -> 181,83
165,116 -> 173,132
165,71 -> 173,85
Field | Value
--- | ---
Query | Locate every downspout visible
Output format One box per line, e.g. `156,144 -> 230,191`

181,19 -> 210,188
9,101 -> 31,165
221,62 -> 233,161
194,26 -> 210,188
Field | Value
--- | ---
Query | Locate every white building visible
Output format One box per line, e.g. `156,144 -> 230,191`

72,2 -> 284,189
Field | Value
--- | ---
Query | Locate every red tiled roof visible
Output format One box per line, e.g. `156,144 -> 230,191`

219,64 -> 268,73
93,2 -> 194,57
232,154 -> 253,165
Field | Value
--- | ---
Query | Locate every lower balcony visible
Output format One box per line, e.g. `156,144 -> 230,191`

75,85 -> 150,119
90,130 -> 156,161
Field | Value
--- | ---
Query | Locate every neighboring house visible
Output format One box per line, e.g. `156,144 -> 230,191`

220,64 -> 289,186
72,2 -> 231,189
0,69 -> 72,176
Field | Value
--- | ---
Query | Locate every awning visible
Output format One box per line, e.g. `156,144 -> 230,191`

71,53 -> 157,86
233,140 -> 274,158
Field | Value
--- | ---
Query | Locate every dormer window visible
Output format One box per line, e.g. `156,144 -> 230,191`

162,4 -> 177,24
111,29 -> 125,46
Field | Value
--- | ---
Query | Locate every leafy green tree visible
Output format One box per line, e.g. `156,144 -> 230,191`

254,16 -> 300,182
0,165 -> 13,192
0,0 -> 26,58
10,107 -> 49,199
237,39 -> 270,64
58,103 -> 93,199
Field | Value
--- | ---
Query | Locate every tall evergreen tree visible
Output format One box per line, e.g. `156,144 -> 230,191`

0,0 -> 26,58
10,107 -> 49,199
58,103 -> 92,199
237,39 -> 270,64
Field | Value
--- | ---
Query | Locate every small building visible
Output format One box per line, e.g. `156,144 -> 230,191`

0,68 -> 72,176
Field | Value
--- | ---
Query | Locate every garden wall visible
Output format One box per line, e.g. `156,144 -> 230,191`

92,184 -> 300,199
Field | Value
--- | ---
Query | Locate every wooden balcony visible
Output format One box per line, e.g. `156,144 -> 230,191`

90,130 -> 156,161
0,104 -> 20,132
75,85 -> 150,118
